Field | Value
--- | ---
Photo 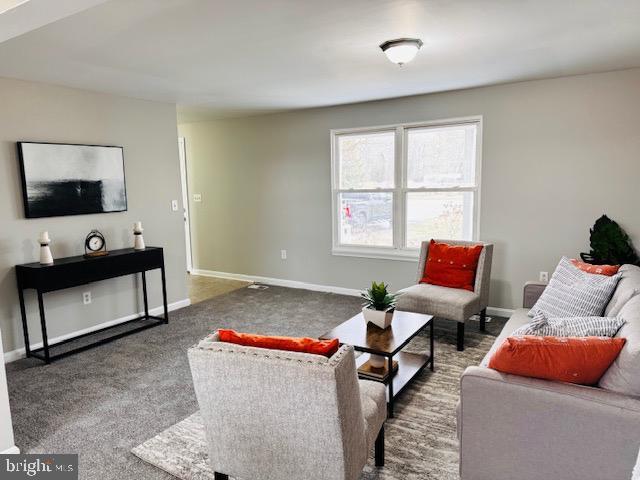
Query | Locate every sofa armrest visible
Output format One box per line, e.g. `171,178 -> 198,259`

459,366 -> 640,480
523,281 -> 546,308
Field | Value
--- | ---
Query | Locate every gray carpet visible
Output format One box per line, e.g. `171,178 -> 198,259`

6,285 -> 505,480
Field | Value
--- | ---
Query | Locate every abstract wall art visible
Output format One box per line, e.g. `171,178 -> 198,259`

18,142 -> 127,218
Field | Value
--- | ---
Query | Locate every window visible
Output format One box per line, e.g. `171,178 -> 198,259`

331,117 -> 481,260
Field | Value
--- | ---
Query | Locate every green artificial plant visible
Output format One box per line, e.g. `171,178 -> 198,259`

580,214 -> 640,266
361,281 -> 398,311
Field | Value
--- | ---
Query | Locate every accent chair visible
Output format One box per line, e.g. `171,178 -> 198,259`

188,333 -> 387,480
396,239 -> 493,351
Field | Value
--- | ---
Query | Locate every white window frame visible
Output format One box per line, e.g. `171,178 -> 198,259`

330,115 -> 482,261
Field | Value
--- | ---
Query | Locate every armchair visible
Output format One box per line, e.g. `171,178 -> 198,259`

396,240 -> 493,351
188,333 -> 387,480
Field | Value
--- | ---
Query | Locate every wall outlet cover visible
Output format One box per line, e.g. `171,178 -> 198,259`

171,200 -> 179,211
82,291 -> 91,305
539,271 -> 549,282
193,193 -> 202,202
281,249 -> 287,260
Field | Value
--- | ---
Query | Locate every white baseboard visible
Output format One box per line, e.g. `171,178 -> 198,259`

192,269 -> 362,297
192,269 -> 515,318
1,445 -> 20,454
4,298 -> 191,364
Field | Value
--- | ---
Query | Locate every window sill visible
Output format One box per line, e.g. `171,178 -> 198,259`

331,247 -> 419,262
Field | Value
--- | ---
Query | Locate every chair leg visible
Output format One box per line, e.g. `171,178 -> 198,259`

375,425 -> 385,467
457,322 -> 465,351
214,473 -> 228,480
479,308 -> 487,332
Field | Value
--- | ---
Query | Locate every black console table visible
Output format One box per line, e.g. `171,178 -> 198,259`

16,247 -> 168,363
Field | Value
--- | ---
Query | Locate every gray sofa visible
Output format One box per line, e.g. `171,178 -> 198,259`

458,264 -> 640,480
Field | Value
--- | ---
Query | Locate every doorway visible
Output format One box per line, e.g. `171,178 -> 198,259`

178,137 -> 193,273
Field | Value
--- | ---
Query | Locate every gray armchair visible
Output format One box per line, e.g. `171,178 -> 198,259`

188,333 -> 387,480
396,240 -> 493,351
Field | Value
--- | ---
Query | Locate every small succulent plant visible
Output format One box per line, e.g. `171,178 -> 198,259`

361,281 -> 398,312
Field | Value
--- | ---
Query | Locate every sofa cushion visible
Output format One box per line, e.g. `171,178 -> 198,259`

605,264 -> 640,317
571,259 -> 620,276
599,295 -> 640,396
396,283 -> 480,321
488,336 -> 626,385
480,308 -> 531,367
511,313 -> 625,337
358,380 -> 386,448
530,257 -> 621,319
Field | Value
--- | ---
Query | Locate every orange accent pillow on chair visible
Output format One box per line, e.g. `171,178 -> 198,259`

488,336 -> 626,385
218,329 -> 340,358
420,240 -> 483,291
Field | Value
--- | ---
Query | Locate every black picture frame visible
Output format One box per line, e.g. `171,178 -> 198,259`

17,141 -> 128,218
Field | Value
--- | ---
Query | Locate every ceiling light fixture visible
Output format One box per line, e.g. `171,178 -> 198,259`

379,38 -> 423,66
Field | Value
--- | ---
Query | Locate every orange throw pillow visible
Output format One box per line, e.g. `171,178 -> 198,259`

420,240 -> 483,291
489,336 -> 626,385
570,259 -> 620,276
218,329 -> 340,358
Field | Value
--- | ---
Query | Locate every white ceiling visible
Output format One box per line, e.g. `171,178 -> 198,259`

0,0 -> 639,122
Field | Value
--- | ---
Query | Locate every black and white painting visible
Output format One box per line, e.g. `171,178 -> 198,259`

18,142 -> 127,218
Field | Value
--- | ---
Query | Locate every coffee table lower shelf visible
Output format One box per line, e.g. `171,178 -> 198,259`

356,351 -> 432,416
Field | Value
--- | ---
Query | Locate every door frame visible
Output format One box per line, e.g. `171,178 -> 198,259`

178,137 -> 193,273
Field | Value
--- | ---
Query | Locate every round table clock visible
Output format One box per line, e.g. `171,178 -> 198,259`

84,230 -> 109,258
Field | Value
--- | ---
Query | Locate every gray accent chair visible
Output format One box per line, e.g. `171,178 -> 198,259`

396,240 -> 494,351
188,333 -> 387,480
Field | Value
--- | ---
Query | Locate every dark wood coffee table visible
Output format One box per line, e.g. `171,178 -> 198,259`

320,310 -> 434,417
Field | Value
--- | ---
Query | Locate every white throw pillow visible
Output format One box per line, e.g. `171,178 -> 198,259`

512,312 -> 625,337
530,257 -> 621,319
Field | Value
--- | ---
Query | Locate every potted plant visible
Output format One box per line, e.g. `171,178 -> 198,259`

361,281 -> 398,330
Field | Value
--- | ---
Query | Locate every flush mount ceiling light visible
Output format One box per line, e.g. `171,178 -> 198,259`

379,38 -> 423,66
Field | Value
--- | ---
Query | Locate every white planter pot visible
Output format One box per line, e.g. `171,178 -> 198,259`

362,307 -> 393,329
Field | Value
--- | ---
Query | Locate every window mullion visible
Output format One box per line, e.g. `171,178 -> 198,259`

393,126 -> 404,250
399,126 -> 408,250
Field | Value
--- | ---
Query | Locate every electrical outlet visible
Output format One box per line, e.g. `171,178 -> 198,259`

539,271 -> 549,283
171,200 -> 179,211
281,249 -> 287,260
82,291 -> 92,305
193,193 -> 202,202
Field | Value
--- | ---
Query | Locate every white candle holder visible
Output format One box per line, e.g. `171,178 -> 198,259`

38,231 -> 53,265
133,222 -> 145,250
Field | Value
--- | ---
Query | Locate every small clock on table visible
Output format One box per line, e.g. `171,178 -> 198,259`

84,230 -> 109,258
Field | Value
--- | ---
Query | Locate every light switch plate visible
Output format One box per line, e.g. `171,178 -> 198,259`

171,200 -> 179,211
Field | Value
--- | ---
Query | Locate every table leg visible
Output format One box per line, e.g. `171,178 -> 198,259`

160,265 -> 169,323
17,287 -> 31,357
430,317 -> 435,371
387,355 -> 394,418
141,271 -> 149,318
37,290 -> 50,364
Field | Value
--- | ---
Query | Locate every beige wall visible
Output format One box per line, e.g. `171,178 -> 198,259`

0,77 -> 188,355
179,68 -> 640,310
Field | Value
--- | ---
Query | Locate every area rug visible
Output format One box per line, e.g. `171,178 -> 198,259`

132,316 -> 500,480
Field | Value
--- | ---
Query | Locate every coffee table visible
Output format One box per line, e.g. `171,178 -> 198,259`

320,310 -> 434,417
